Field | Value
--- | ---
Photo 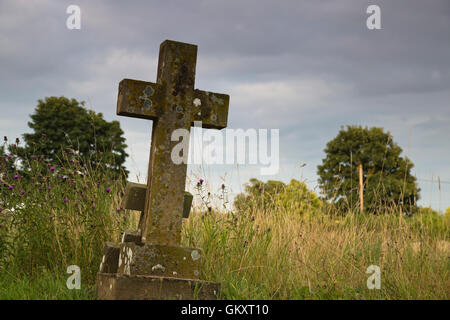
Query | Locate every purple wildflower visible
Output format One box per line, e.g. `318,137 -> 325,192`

50,167 -> 55,172
92,205 -> 96,210
8,185 -> 13,190
63,197 -> 68,203
105,188 -> 111,193
20,190 -> 25,195
13,174 -> 19,180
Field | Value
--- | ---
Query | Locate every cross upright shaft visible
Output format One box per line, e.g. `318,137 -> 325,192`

117,40 -> 229,246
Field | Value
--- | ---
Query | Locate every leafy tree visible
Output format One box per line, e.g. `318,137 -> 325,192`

317,125 -> 419,213
19,96 -> 128,176
234,178 -> 321,214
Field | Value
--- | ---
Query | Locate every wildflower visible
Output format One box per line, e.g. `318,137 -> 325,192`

13,174 -> 19,180
8,185 -> 13,190
116,208 -> 121,213
47,187 -> 51,190
3,136 -> 7,142
50,167 -> 55,172
92,205 -> 96,210
250,216 -> 255,222
20,190 -> 25,195
244,240 -> 248,247
221,184 -> 225,190
31,155 -> 37,160
7,155 -> 12,160
105,188 -> 111,193
63,197 -> 68,203
208,206 -> 212,212
199,179 -> 204,184
15,138 -> 19,144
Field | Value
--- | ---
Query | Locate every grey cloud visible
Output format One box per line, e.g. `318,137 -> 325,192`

0,0 -> 449,210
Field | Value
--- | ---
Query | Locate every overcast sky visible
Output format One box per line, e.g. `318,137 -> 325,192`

1,0 -> 449,211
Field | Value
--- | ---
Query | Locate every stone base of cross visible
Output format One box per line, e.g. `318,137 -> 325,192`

96,183 -> 218,299
96,241 -> 219,300
96,40 -> 228,300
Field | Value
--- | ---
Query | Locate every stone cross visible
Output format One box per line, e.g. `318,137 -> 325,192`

117,40 -> 229,246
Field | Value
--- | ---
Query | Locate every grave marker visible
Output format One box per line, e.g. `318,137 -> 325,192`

96,40 -> 229,300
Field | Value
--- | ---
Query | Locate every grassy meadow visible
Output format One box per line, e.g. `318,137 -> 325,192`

0,149 -> 449,300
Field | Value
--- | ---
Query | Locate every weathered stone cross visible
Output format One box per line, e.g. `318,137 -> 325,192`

97,40 -> 227,299
117,40 -> 229,246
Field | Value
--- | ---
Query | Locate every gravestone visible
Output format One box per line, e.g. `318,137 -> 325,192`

96,40 -> 229,300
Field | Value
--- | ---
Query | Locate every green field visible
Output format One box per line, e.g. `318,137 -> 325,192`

0,154 -> 448,299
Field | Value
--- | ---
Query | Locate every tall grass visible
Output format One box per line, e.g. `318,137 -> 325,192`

0,147 -> 130,287
183,191 -> 449,299
1,144 -> 448,299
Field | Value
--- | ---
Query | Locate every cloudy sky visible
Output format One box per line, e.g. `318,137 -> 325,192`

1,0 -> 449,211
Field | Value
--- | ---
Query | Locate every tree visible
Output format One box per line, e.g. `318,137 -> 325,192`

317,125 -> 420,213
20,96 -> 128,176
234,178 -> 321,214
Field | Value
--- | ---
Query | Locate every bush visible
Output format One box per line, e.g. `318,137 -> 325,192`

234,178 -> 321,216
0,141 -> 129,284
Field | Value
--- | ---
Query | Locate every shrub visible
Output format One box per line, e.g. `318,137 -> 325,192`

0,141 -> 129,284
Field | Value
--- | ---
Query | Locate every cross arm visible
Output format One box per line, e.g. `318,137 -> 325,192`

117,79 -> 165,120
192,90 -> 229,129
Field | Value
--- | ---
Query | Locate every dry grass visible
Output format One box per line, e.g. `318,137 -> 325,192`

183,203 -> 450,299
